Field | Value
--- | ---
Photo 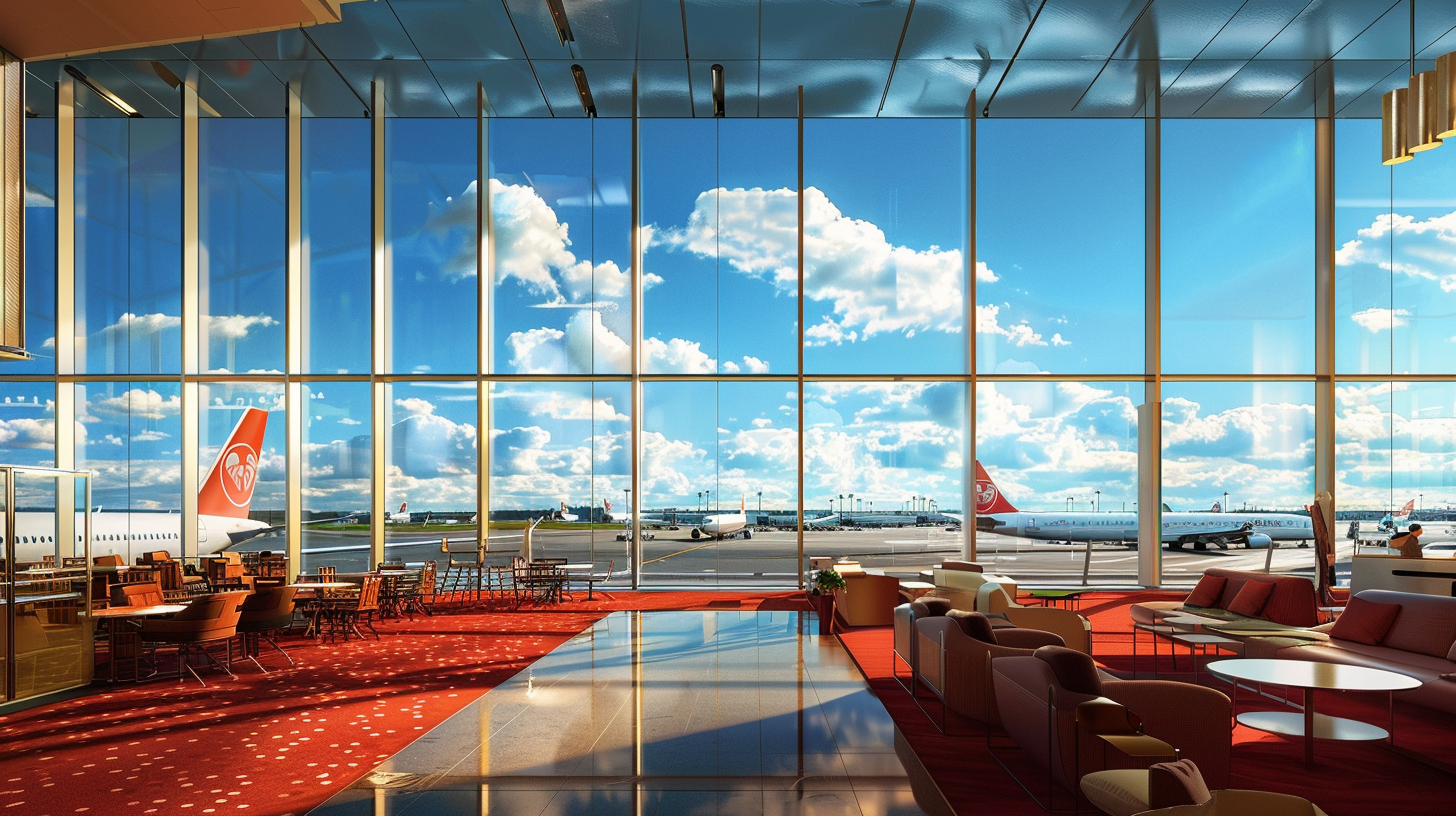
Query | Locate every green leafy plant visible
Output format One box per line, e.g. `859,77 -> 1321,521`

812,568 -> 847,595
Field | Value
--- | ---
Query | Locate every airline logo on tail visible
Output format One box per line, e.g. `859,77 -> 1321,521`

1399,499 -> 1415,516
198,408 -> 268,519
604,498 -> 612,515
974,461 -> 1020,514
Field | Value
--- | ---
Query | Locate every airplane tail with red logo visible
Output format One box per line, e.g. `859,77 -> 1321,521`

1399,499 -> 1415,516
198,408 -> 267,519
974,461 -> 1019,515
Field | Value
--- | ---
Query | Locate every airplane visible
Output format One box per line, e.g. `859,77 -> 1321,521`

691,499 -> 752,540
549,501 -> 579,523
972,462 -> 1313,550
1378,499 -> 1416,533
385,501 -> 410,523
10,407 -> 272,563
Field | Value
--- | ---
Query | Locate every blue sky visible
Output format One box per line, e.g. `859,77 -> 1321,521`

8,117 -> 1456,521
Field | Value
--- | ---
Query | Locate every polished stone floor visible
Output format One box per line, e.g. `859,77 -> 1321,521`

311,610 -> 949,816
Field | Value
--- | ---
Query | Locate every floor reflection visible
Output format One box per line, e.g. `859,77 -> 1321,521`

310,611 -> 948,816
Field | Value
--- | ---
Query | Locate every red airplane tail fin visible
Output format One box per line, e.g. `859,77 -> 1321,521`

198,408 -> 267,519
1400,499 -> 1415,515
974,461 -> 1019,514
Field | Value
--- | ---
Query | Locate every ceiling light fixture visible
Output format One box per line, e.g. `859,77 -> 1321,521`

64,65 -> 140,118
546,0 -> 575,47
710,63 -> 725,118
1408,0 -> 1442,153
1436,51 -> 1456,139
571,64 -> 596,118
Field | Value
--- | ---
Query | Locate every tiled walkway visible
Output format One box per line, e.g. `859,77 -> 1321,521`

312,611 -> 949,816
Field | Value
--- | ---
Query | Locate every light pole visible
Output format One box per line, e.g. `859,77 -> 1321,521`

697,491 -> 702,513
705,489 -> 711,513
1419,493 -> 1423,518
757,491 -> 762,512
839,494 -> 846,524
624,488 -> 630,520
1094,490 -> 1100,513
1066,496 -> 1073,511
849,493 -> 855,518
1222,491 -> 1228,513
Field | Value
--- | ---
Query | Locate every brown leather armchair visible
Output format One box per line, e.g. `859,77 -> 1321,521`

916,614 -> 1064,727
138,592 -> 245,685
237,586 -> 298,670
110,582 -> 165,608
205,551 -> 253,591
979,582 -> 1093,653
992,649 -> 1232,799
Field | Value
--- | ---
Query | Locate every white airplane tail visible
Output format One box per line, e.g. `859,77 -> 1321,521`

198,408 -> 268,519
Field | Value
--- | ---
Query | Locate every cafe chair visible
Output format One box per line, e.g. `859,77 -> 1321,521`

138,592 -> 245,686
323,575 -> 381,642
237,586 -> 299,671
110,581 -> 165,608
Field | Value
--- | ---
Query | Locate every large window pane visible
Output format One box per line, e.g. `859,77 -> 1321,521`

641,119 -> 797,375
0,383 -> 55,467
200,119 -> 285,374
642,381 -> 798,585
494,120 -> 632,375
1161,381 -> 1316,580
201,383 -> 285,560
975,381 -> 1139,581
804,120 -> 967,374
75,119 -> 182,375
1163,120 -> 1314,374
303,119 -> 371,374
384,382 -> 477,560
387,119 -> 476,375
1334,119 -> 1393,375
803,381 -> 963,575
18,117 -> 57,374
74,381 -> 182,564
978,121 -> 1144,375
301,383 -> 372,573
490,382 -> 630,575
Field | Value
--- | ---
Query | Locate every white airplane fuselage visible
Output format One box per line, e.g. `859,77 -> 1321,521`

8,511 -> 269,563
693,511 -> 750,540
985,510 -> 1312,548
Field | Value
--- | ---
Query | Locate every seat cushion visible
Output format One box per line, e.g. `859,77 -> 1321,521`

1328,596 -> 1402,646
912,597 -> 953,618
1355,590 -> 1456,659
1227,580 -> 1275,618
1034,645 -> 1102,695
1185,575 -> 1226,609
1148,759 -> 1211,809
946,609 -> 997,643
1080,769 -> 1149,816
1130,601 -> 1186,626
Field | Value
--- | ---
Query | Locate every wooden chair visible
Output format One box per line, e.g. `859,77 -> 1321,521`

323,575 -> 381,642
110,581 -> 165,608
137,592 -> 246,685
206,552 -> 253,591
237,586 -> 298,670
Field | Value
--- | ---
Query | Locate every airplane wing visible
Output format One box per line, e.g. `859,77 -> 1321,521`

804,515 -> 840,527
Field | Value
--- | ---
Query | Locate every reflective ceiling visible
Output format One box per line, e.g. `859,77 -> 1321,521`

24,0 -> 1456,119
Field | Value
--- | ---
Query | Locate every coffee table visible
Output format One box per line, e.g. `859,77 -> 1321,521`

1207,658 -> 1421,767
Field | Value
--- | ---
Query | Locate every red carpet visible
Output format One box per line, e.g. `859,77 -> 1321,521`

835,591 -> 1456,816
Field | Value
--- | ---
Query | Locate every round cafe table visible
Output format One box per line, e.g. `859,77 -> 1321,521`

1207,658 -> 1421,767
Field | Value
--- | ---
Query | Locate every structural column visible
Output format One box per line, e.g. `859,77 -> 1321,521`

796,86 -> 805,586
369,81 -> 387,569
629,74 -> 642,588
476,82 -> 492,558
1314,68 -> 1337,537
964,90 -> 977,563
180,79 -> 200,563
285,81 -> 304,570
55,75 -> 76,555
1138,89 -> 1162,586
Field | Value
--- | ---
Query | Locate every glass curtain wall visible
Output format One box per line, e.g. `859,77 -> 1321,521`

19,82 -> 1450,588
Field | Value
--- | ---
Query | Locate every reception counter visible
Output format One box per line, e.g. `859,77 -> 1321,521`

1351,554 -> 1456,597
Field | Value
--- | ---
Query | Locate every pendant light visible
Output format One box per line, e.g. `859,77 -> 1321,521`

1409,0 -> 1443,152
1436,51 -> 1456,139
1383,0 -> 1418,164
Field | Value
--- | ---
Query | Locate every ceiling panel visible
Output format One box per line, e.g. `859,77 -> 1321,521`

501,0 -> 577,61
1197,0 -> 1308,60
898,0 -> 1025,60
301,0 -> 420,60
534,59 -> 636,118
1195,60 -> 1314,117
1339,61 -> 1410,117
1416,0 -> 1456,57
25,67 -> 57,117
759,60 -> 892,117
639,59 -> 693,117
1018,0 -> 1148,60
561,0 -> 685,61
682,0 -> 760,61
261,59 -> 372,118
426,59 -> 549,117
760,0 -> 911,60
1157,59 -> 1247,117
978,60 -> 1104,117
188,59 -> 287,117
334,59 -> 458,116
1072,59 -> 1170,116
1259,0 -> 1399,60
237,28 -> 324,61
1114,0 -> 1244,60
879,59 -> 990,117
386,0 -> 524,60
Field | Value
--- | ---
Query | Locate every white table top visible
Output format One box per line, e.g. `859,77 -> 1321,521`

1207,658 -> 1422,692
287,581 -> 355,589
93,603 -> 186,619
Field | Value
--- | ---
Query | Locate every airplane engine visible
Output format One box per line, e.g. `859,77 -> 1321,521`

691,528 -> 701,539
1245,533 -> 1272,549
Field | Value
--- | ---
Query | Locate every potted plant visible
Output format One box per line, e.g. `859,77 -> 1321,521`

809,568 -> 847,635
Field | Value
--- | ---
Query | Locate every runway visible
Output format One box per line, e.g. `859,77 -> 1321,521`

234,518 -> 1441,586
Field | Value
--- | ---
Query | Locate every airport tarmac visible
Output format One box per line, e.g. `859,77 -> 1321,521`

239,519 -> 1455,587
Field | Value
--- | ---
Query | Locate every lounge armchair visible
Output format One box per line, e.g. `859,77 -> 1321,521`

893,598 -> 953,693
110,581 -> 165,608
979,583 -> 1093,654
237,586 -> 298,670
1082,759 -> 1329,816
138,592 -> 245,685
931,566 -> 1016,611
1138,789 -> 1329,815
993,647 -> 1232,798
916,611 -> 1063,726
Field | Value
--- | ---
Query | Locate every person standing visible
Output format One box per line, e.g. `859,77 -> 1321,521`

1390,523 -> 1425,558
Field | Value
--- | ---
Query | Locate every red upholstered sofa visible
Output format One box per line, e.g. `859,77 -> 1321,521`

1131,568 -> 1320,629
1274,590 -> 1456,715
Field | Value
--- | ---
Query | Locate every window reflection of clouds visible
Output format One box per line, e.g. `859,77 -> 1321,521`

386,383 -> 477,518
302,384 -> 371,514
0,384 -> 56,468
1336,382 -> 1456,511
489,382 -> 628,513
74,382 -> 182,512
